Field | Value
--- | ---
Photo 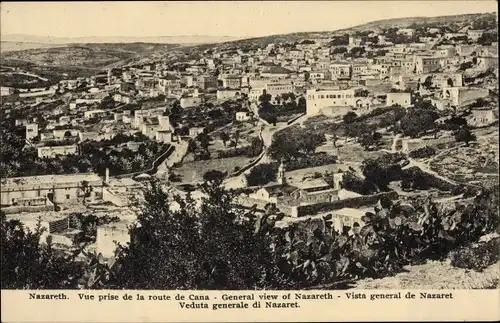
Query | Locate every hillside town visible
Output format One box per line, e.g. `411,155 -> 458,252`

1,11 -> 499,289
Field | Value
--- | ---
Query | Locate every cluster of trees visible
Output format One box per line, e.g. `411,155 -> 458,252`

477,32 -> 498,46
268,128 -> 326,161
188,132 -> 212,160
399,105 -> 439,138
331,47 -> 348,55
245,153 -> 338,187
340,152 -> 464,195
383,27 -> 422,44
472,14 -> 498,31
345,47 -> 366,58
1,212 -> 86,289
3,177 -> 498,289
1,139 -> 167,178
258,92 -> 306,124
70,213 -> 120,244
408,146 -> 436,159
217,136 -> 263,159
329,34 -> 349,46
0,73 -> 54,89
98,96 -> 116,110
342,107 -> 409,151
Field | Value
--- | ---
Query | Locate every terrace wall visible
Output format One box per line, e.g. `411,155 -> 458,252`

292,191 -> 399,217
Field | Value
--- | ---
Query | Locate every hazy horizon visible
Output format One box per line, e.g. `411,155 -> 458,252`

1,1 -> 497,40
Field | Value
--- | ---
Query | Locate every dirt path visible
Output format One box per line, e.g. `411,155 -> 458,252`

353,260 -> 499,289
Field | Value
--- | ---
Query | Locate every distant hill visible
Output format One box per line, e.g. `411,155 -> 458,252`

334,12 -> 497,33
0,42 -> 184,70
185,11 -> 497,51
1,34 -> 243,45
0,41 -> 68,53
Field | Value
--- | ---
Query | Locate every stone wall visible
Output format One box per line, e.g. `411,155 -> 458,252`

293,191 -> 399,217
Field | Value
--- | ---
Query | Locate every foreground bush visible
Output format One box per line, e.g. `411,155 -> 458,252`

450,238 -> 499,272
2,180 -> 498,290
270,188 -> 499,288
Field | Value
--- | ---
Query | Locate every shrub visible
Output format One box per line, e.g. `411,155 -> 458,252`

246,163 -> 277,186
273,188 -> 499,287
408,146 -> 436,159
450,238 -> 499,272
286,153 -> 338,171
340,171 -> 378,195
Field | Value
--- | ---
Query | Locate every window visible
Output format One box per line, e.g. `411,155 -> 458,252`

66,194 -> 70,200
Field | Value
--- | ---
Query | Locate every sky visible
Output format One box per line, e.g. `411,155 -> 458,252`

1,1 -> 497,38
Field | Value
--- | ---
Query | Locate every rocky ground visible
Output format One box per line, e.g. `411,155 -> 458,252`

353,259 -> 499,289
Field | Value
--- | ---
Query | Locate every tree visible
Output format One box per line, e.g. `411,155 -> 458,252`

359,131 -> 382,151
1,212 -> 84,289
422,76 -> 433,88
331,133 -> 338,148
258,90 -> 272,104
112,182 -> 203,289
219,132 -> 230,147
477,31 -> 498,46
349,46 -> 366,58
80,180 -> 93,205
455,126 -> 476,146
399,107 -> 439,138
343,111 -> 358,124
362,155 -> 404,191
297,97 -> 307,112
248,136 -> 263,157
112,180 -> 280,289
296,132 -> 325,155
198,132 -> 211,153
99,95 -> 115,110
459,61 -> 473,71
246,163 -> 277,186
268,132 -> 300,161
233,130 -> 240,148
340,171 -> 378,195
187,140 -> 197,155
331,47 -> 348,54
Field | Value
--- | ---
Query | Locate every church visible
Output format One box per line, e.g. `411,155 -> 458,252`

249,162 -> 344,206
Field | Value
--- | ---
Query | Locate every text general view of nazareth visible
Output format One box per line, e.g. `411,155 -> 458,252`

1,2 -> 499,291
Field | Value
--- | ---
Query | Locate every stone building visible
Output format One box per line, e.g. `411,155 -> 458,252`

1,173 -> 103,206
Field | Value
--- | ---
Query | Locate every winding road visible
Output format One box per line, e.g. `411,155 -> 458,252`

222,114 -> 309,189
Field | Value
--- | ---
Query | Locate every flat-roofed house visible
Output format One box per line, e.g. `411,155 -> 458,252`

306,88 -> 356,115
1,173 -> 103,206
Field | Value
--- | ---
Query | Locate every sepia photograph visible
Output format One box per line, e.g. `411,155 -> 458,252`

0,0 -> 498,303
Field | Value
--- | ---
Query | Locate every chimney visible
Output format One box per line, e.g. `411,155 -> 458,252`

105,168 -> 110,183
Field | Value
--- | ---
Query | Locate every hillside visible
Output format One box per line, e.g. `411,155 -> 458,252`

185,11 -> 496,51
1,45 -> 134,70
0,42 -> 182,70
1,34 -> 242,45
335,12 -> 497,34
0,41 -> 67,53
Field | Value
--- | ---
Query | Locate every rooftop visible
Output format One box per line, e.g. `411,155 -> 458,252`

2,173 -> 102,187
